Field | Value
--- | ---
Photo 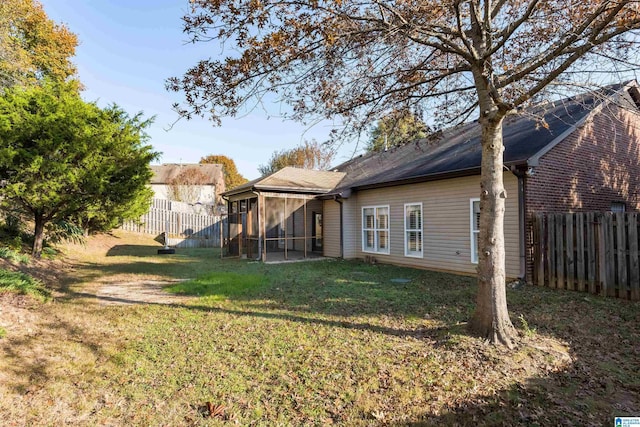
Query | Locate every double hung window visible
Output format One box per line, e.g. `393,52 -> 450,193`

362,206 -> 390,254
404,203 -> 423,257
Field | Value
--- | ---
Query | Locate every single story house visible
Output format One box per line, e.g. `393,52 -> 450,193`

222,81 -> 640,282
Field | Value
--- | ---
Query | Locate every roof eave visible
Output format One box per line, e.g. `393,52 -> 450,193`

223,185 -> 337,198
525,114 -> 591,167
526,82 -> 637,167
322,163 -> 536,197
221,185 -> 256,197
352,167 -> 482,191
254,185 -> 335,194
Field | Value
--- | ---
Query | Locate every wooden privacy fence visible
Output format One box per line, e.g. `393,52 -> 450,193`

122,208 -> 227,248
532,212 -> 640,300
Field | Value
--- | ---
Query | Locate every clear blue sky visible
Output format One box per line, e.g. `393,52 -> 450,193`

39,0 -> 361,180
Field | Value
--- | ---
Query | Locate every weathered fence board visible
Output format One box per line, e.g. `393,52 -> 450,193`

605,215 -> 615,296
547,215 -> 556,288
121,200 -> 227,248
587,212 -> 597,293
617,213 -> 628,298
576,213 -> 585,291
630,213 -> 640,300
556,214 -> 565,289
535,215 -> 545,287
566,214 -> 574,291
533,212 -> 640,301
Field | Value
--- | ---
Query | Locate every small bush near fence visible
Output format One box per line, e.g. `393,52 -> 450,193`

533,212 -> 640,300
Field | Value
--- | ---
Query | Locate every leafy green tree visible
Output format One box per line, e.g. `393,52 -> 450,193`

169,0 -> 640,346
199,154 -> 247,190
367,111 -> 428,152
0,0 -> 78,88
258,140 -> 334,176
0,81 -> 158,257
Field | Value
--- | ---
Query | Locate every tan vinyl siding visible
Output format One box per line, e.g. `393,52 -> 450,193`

323,200 -> 341,257
341,199 -> 359,258
351,174 -> 520,278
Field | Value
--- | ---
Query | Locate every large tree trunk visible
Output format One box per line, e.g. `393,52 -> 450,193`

32,212 -> 45,259
468,115 -> 518,348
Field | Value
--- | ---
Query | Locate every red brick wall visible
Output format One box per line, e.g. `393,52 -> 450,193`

524,100 -> 640,282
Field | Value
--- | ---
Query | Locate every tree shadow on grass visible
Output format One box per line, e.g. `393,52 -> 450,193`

58,256 -> 477,324
71,269 -> 640,425
56,252 -> 222,292
57,287 -> 638,425
0,305 -> 114,395
104,243 -> 221,258
49,253 -> 640,425
402,364 -> 638,426
105,244 -> 166,257
164,259 -> 479,323
398,286 -> 640,426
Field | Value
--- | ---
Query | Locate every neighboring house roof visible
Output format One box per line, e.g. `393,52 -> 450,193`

223,166 -> 346,196
150,163 -> 224,185
325,81 -> 639,196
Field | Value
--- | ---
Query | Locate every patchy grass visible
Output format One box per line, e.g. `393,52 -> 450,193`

166,271 -> 267,302
0,247 -> 30,264
0,230 -> 638,426
0,268 -> 50,301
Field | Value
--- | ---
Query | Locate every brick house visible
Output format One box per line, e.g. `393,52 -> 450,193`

223,82 -> 640,282
521,83 -> 640,279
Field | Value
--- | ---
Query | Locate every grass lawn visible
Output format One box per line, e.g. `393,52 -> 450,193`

0,231 -> 638,426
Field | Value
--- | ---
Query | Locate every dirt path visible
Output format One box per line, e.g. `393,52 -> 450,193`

94,279 -> 193,306
2,232 -> 198,309
60,231 -> 199,306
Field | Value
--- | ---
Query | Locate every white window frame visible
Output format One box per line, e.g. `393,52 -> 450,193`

470,198 -> 480,264
404,203 -> 423,258
362,205 -> 390,254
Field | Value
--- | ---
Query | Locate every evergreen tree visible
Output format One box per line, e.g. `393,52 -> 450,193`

0,81 -> 158,257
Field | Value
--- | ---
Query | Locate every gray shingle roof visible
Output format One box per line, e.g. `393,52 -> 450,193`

327,82 -> 635,196
223,166 -> 346,196
222,82 -> 639,200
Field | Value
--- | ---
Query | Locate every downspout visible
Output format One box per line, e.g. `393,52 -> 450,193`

221,193 -> 230,260
334,196 -> 344,258
510,166 -> 527,280
251,190 -> 262,261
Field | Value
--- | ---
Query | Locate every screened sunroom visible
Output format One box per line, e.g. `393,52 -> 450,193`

221,167 -> 345,262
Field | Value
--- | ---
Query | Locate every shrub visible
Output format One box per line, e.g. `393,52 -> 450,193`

0,268 -> 50,301
46,220 -> 86,245
0,247 -> 29,264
